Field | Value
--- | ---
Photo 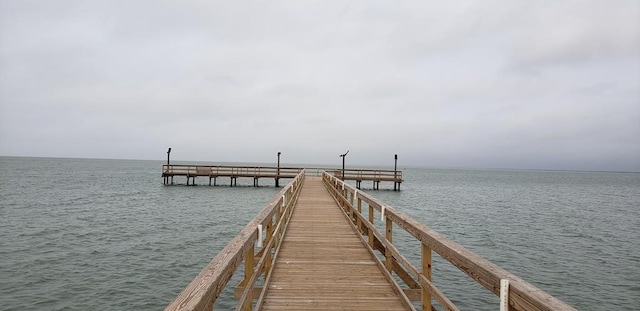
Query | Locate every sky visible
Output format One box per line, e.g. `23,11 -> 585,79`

0,1 -> 639,171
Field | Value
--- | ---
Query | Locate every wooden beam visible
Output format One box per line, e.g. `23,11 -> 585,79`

422,243 -> 432,311
385,217 -> 393,271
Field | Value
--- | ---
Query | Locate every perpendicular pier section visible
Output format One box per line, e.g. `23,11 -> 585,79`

162,165 -> 403,190
162,165 -> 303,187
330,168 -> 403,190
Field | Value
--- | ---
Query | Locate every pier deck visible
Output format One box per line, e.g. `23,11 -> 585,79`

262,177 -> 408,310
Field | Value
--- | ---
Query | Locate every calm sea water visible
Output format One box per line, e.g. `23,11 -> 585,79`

1,157 -> 638,310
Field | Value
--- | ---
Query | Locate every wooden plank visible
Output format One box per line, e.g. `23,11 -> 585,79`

261,177 -> 409,311
422,243 -> 432,311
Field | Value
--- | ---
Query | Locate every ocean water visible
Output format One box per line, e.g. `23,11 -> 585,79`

365,168 -> 640,310
1,157 -> 638,310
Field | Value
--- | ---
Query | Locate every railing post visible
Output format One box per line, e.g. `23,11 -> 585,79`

265,220 -> 273,275
346,190 -> 352,220
242,244 -> 254,311
368,205 -> 374,248
422,243 -> 432,311
357,197 -> 362,233
283,191 -> 293,225
274,218 -> 281,251
500,279 -> 510,311
276,199 -> 282,223
385,217 -> 393,271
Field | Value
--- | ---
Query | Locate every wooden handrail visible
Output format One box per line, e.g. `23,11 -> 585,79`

165,170 -> 305,311
162,165 -> 304,176
322,171 -> 576,311
329,169 -> 402,180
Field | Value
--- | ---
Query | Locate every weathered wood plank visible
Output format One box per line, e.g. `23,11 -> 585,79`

261,177 -> 409,311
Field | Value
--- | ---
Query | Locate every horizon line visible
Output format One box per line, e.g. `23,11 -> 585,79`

1,154 -> 638,174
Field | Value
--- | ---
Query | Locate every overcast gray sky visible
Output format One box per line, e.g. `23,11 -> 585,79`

1,1 -> 638,171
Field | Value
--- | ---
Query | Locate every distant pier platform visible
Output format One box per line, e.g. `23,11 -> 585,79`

162,165 -> 403,190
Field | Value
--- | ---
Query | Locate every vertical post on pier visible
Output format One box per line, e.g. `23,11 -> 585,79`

385,217 -> 393,271
265,220 -> 273,275
368,205 -> 374,248
357,196 -> 362,233
242,244 -> 254,311
339,150 -> 349,181
276,152 -> 281,187
341,155 -> 345,181
167,147 -> 171,166
165,147 -> 172,185
421,243 -> 432,311
394,154 -> 398,191
350,190 -> 354,205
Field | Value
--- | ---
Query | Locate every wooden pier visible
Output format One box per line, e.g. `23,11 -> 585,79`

165,170 -> 576,311
331,168 -> 403,190
259,177 -> 410,310
162,165 -> 303,187
162,165 -> 403,190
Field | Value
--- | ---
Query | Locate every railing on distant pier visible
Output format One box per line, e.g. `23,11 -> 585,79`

162,165 -> 303,177
331,168 -> 403,190
165,170 -> 305,311
162,165 -> 303,186
322,171 -> 576,311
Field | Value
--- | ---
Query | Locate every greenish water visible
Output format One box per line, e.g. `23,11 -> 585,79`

1,157 -> 638,310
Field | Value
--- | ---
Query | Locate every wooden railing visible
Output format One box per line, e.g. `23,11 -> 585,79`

322,171 -> 576,311
162,165 -> 303,177
331,168 -> 403,181
164,170 -> 305,311
331,168 -> 403,190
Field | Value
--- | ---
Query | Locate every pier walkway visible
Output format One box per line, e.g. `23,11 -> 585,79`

262,177 -> 408,310
165,170 -> 576,311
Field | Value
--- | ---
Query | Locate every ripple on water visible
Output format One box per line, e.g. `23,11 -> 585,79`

1,159 -> 639,310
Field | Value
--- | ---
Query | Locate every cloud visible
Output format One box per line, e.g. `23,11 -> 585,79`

1,0 -> 638,171
504,1 -> 640,67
